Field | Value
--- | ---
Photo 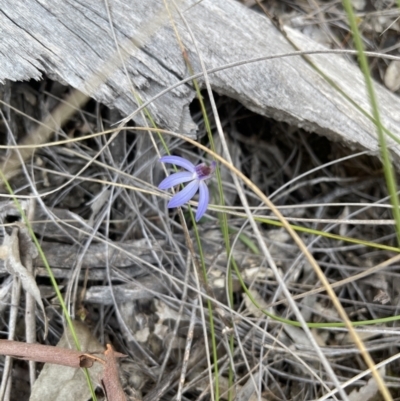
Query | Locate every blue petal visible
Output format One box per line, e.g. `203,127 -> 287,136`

159,156 -> 196,173
196,181 -> 209,221
158,171 -> 194,190
168,180 -> 199,208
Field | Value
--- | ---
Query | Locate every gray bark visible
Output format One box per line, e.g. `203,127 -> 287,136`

1,0 -> 399,158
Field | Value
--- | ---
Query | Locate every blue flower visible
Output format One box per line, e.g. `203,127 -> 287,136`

158,155 -> 216,221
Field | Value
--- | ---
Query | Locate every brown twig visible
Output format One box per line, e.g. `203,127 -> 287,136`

101,344 -> 127,401
0,340 -> 99,368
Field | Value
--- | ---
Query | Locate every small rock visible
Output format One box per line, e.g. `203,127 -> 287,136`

384,60 -> 400,92
351,0 -> 366,11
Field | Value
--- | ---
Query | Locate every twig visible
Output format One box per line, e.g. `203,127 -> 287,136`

0,340 -> 99,368
24,199 -> 37,387
0,275 -> 21,400
176,298 -> 198,401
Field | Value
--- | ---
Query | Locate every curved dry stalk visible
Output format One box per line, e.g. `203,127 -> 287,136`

176,298 -> 198,401
171,7 -> 350,399
0,276 -> 21,400
141,128 -> 391,400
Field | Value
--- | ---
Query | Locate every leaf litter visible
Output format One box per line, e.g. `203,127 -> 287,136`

2,84 -> 400,400
1,0 -> 400,399
1,224 -> 48,337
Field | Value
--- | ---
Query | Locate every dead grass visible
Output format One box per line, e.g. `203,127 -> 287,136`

1,0 -> 400,400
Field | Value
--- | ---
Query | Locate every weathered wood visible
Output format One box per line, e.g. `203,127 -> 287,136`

0,201 -> 165,279
84,278 -> 169,305
0,237 -> 163,279
1,0 -> 400,161
0,203 -> 263,282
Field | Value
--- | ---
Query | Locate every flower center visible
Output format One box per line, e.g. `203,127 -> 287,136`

195,163 -> 214,180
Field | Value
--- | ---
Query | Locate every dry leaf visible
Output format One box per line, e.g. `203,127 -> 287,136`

236,372 -> 267,401
348,366 -> 385,401
243,289 -> 271,319
30,321 -> 104,401
284,325 -> 312,347
373,289 -> 390,305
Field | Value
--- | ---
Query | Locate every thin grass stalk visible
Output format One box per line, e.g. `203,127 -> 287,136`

176,19 -> 350,395
170,15 -> 236,400
255,216 -> 400,252
8,124 -> 400,254
189,206 -> 220,401
254,0 -> 400,151
0,169 -> 97,401
189,80 -> 235,401
233,262 -> 400,327
163,3 -> 235,397
121,32 -> 222,396
342,0 -> 400,249
146,129 -> 392,400
131,74 -> 223,401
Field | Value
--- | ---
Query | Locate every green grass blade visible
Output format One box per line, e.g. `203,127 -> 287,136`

342,0 -> 400,246
0,170 -> 97,401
